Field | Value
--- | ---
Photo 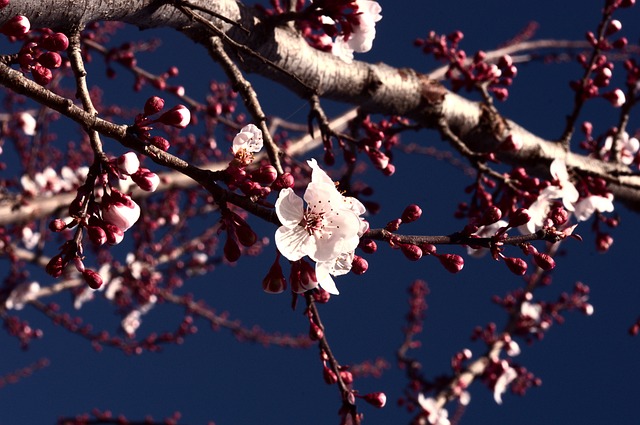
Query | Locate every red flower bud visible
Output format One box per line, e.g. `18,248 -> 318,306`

351,255 -> 368,275
508,208 -> 531,228
103,222 -> 124,245
262,257 -> 287,294
309,322 -> 324,340
32,65 -> 52,85
479,206 -> 502,226
252,165 -> 278,186
46,254 -> 65,277
131,168 -> 160,192
504,257 -> 528,275
49,219 -> 67,232
87,225 -> 107,246
401,204 -> 422,223
37,51 -> 61,69
273,173 -> 294,190
323,365 -> 338,385
401,244 -> 423,261
358,239 -> 377,254
82,269 -> 103,290
40,32 -> 69,51
144,96 -> 165,116
533,252 -> 556,271
1,15 -> 30,37
362,392 -> 387,408
340,370 -> 353,385
438,253 -> 464,273
156,105 -> 190,128
596,233 -> 613,252
149,136 -> 170,151
385,218 -> 402,232
235,222 -> 257,247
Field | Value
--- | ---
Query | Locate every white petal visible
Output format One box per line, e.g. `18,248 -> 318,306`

275,225 -> 311,261
275,188 -> 304,228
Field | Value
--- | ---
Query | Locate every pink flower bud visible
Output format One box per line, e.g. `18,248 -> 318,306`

382,163 -> 396,176
262,258 -> 287,294
479,206 -> 502,226
385,219 -> 402,232
323,365 -> 338,385
131,168 -> 160,192
508,208 -> 531,228
606,19 -> 622,36
157,105 -> 190,128
401,204 -> 422,223
1,15 -> 30,37
309,322 -> 324,340
367,149 -> 390,169
273,173 -> 295,190
252,165 -> 278,185
101,189 -> 140,231
358,239 -> 377,254
40,32 -> 69,51
351,255 -> 369,274
46,254 -> 65,277
438,253 -> 464,273
603,88 -> 626,107
37,51 -> 61,69
87,225 -> 107,246
103,222 -> 124,245
504,257 -> 527,275
143,96 -> 165,116
82,269 -> 103,290
32,65 -> 52,85
533,252 -> 555,271
149,136 -> 170,151
290,260 -> 318,293
224,230 -> 241,263
401,244 -> 423,261
340,370 -> 353,385
116,152 -> 140,175
362,392 -> 387,408
49,219 -> 67,232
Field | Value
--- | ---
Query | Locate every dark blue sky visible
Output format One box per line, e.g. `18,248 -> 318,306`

2,1 -> 640,424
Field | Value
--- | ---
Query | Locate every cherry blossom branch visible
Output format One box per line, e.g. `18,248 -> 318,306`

0,358 -> 50,389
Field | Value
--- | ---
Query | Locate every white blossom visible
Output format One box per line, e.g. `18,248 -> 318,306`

5,281 -> 40,310
417,394 -> 451,425
494,361 -> 518,404
121,295 -> 157,336
232,124 -> 263,154
600,131 -> 639,165
328,0 -> 382,63
17,112 -> 36,136
574,194 -> 614,222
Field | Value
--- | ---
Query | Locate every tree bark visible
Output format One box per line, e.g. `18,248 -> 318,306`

1,0 -> 639,210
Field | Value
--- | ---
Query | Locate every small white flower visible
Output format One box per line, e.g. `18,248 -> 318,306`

116,152 -> 140,175
417,394 -> 451,425
17,112 -> 37,136
600,131 -> 639,165
574,194 -> 614,222
232,124 -> 263,154
327,0 -> 382,63
121,295 -> 157,336
5,281 -> 40,310
274,159 -> 366,294
520,301 -> 542,322
494,362 -> 518,404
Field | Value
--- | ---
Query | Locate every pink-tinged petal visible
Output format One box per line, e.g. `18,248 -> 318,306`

275,188 -> 304,228
318,273 -> 339,295
310,210 -> 362,262
549,158 -> 568,181
308,158 -> 334,186
275,225 -> 311,262
574,195 -> 614,221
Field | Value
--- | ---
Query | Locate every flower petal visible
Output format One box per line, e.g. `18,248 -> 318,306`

275,225 -> 312,262
275,188 -> 304,228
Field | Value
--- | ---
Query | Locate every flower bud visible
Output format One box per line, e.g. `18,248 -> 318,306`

273,173 -> 295,190
385,219 -> 402,232
149,136 -> 170,151
504,257 -> 527,275
144,96 -> 165,116
101,189 -> 140,231
131,168 -> 160,192
40,32 -> 69,51
252,165 -> 278,185
309,322 -> 324,340
235,222 -> 257,247
103,222 -> 124,245
358,239 -> 377,254
605,19 -> 622,36
603,88 -> 626,107
290,260 -> 318,293
262,258 -> 286,294
401,204 -> 422,223
533,252 -> 555,271
340,370 -> 353,385
596,233 -> 613,252
46,254 -> 65,277
83,269 -> 103,290
323,365 -> 338,385
508,208 -> 531,228
37,51 -> 62,69
1,15 -> 30,37
382,163 -> 396,176
351,255 -> 368,275
116,152 -> 140,175
49,218 -> 67,232
32,65 -> 52,85
362,392 -> 387,408
438,253 -> 464,273
479,206 -> 502,225
367,149 -> 390,170
156,105 -> 190,128
87,225 -> 107,246
401,244 -> 423,261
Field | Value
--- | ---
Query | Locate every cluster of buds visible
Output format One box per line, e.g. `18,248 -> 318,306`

131,96 -> 191,149
219,209 -> 258,263
414,31 -> 517,100
3,18 -> 70,86
355,115 -> 406,175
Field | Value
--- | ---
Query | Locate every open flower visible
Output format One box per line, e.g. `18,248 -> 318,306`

327,0 -> 382,63
232,124 -> 263,154
417,394 -> 451,425
493,361 -> 518,404
574,194 -> 614,221
275,159 -> 366,294
600,131 -> 639,165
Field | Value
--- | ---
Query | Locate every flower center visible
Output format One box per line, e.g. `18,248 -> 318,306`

303,210 -> 325,236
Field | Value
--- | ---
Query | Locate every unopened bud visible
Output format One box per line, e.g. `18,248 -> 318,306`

37,51 -> 61,69
323,365 -> 338,384
351,255 -> 368,274
1,15 -> 30,37
116,152 -> 140,175
82,269 -> 103,290
596,233 -> 613,252
401,204 -> 422,223
87,225 -> 107,246
401,244 -> 422,261
340,370 -> 353,385
156,105 -> 190,128
504,257 -> 528,275
262,258 -> 286,294
362,392 -> 387,408
49,219 -> 67,232
149,136 -> 170,151
479,206 -> 502,225
32,65 -> 52,85
273,173 -> 295,190
46,254 -> 64,277
131,168 -> 160,192
533,252 -> 556,271
144,96 -> 165,116
603,88 -> 626,107
40,32 -> 69,51
508,208 -> 531,228
358,239 -> 377,254
253,165 -> 278,186
438,253 -> 464,273
605,19 -> 622,36
309,322 -> 324,340
385,219 -> 402,232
